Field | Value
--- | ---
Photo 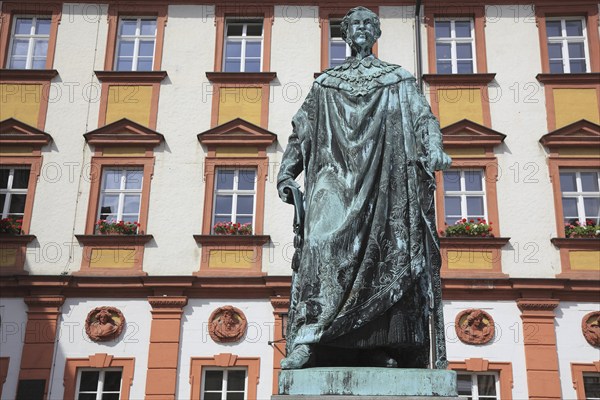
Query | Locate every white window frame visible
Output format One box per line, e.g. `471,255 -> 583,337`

0,167 -> 30,219
443,168 -> 487,224
546,17 -> 590,73
75,368 -> 123,400
583,372 -> 600,400
7,15 -> 51,69
329,19 -> 351,67
434,18 -> 477,74
212,168 -> 257,231
97,167 -> 143,223
560,169 -> 600,224
223,19 -> 263,72
201,368 -> 247,400
457,372 -> 500,400
114,17 -> 157,71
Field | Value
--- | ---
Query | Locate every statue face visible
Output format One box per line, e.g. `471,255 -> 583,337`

346,9 -> 377,49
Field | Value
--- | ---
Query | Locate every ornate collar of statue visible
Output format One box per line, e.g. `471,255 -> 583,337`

317,56 -> 403,96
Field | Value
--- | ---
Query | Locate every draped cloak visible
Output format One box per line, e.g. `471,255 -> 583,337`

277,58 -> 443,360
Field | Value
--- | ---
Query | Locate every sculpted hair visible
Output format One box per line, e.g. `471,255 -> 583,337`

340,6 -> 382,44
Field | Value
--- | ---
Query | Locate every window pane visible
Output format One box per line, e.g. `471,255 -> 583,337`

226,24 -> 243,36
581,172 -> 599,192
224,60 -> 241,72
136,58 -> 153,71
546,21 -> 562,37
116,59 -> 133,71
140,19 -> 157,36
214,215 -> 232,224
569,59 -> 586,73
101,394 -> 119,400
246,23 -> 263,36
117,41 -> 135,57
225,41 -> 242,58
330,23 -> 342,38
245,41 -> 261,58
236,195 -> 254,214
226,393 -> 245,400
11,39 -> 29,56
244,59 -> 260,72
0,194 -> 5,211
103,170 -> 122,190
436,43 -> 451,60
477,375 -> 497,396
444,196 -> 461,216
559,172 -> 577,192
79,371 -> 100,391
31,59 -> 46,69
238,170 -> 256,190
443,171 -> 461,191
562,197 -> 578,218
435,21 -> 451,38
568,42 -> 585,59
236,216 -> 252,225
138,41 -> 155,57
331,42 -> 347,60
0,169 -> 8,188
583,374 -> 600,398
216,171 -> 235,190
125,170 -> 143,189
33,39 -> 48,57
457,61 -> 474,74
215,196 -> 233,214
204,394 -> 222,400
227,370 -> 246,391
14,18 -> 33,35
35,18 -> 51,35
9,58 -> 26,69
78,394 -> 97,400
549,60 -> 564,73
457,375 -> 472,395
437,61 -> 452,74
123,195 -> 140,214
119,19 -> 137,36
456,43 -> 472,59
565,20 -> 583,36
466,196 -> 484,215
584,197 -> 600,219
464,170 -> 483,191
103,371 -> 122,392
204,370 -> 223,391
547,43 -> 562,59
8,194 -> 26,214
100,195 -> 119,217
454,21 -> 471,38
12,169 -> 30,189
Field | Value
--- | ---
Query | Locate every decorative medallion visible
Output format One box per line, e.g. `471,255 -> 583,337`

85,306 -> 125,342
208,306 -> 247,343
455,309 -> 495,345
582,311 -> 600,347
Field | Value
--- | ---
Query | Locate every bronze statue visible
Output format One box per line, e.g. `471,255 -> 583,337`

277,6 -> 451,369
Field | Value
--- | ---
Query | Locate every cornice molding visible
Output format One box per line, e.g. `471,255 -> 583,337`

422,73 -> 496,85
206,72 -> 277,84
94,70 -> 168,83
75,234 -> 154,246
193,235 -> 271,246
536,72 -> 600,85
0,69 -> 58,82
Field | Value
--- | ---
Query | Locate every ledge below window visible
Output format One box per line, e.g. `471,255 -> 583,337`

536,73 -> 600,85
440,237 -> 510,279
193,235 -> 270,246
0,69 -> 58,81
94,71 -> 168,83
75,234 -> 154,246
422,73 -> 496,85
551,238 -> 599,279
206,72 -> 277,84
0,234 -> 36,276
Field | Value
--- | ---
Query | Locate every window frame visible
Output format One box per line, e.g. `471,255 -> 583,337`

97,167 -> 144,227
223,19 -> 264,73
558,169 -> 600,225
449,359 -> 513,400
0,3 -> 61,70
442,168 -> 488,226
0,166 -> 31,220
328,19 -> 351,68
201,367 -> 248,400
211,168 -> 257,232
572,362 -> 600,400
75,368 -> 123,400
545,17 -> 590,74
434,18 -> 477,74
190,354 -> 259,400
114,17 -> 158,72
63,354 -> 135,400
6,15 -> 52,70
457,372 -> 500,400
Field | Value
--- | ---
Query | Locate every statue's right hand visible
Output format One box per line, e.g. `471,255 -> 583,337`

278,178 -> 300,204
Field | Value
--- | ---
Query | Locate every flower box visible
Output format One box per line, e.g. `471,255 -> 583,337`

441,218 -> 494,238
213,222 -> 253,236
95,220 -> 141,235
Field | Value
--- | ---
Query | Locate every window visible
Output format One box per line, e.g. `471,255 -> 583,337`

329,20 -> 350,67
546,18 -> 589,73
98,168 -> 143,226
223,20 -> 263,72
76,369 -> 122,400
0,167 -> 30,220
114,17 -> 157,71
212,169 -> 256,231
7,16 -> 51,69
583,373 -> 600,399
435,19 -> 475,74
202,369 -> 247,400
559,170 -> 600,225
443,169 -> 486,225
457,373 -> 499,400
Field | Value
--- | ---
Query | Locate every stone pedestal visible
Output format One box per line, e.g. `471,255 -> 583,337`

275,368 -> 457,398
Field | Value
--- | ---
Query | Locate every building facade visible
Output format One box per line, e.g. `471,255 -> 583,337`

0,0 -> 599,399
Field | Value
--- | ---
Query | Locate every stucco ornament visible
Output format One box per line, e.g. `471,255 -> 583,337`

85,306 -> 125,342
455,309 -> 495,345
582,311 -> 600,347
277,6 -> 451,370
209,306 -> 248,343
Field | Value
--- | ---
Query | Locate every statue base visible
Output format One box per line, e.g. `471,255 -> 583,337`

276,367 -> 457,398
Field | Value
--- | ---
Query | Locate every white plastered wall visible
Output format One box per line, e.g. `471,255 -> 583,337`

0,299 -> 27,400
177,299 -> 274,399
444,300 -> 528,400
47,299 -> 151,399
379,6 -> 417,74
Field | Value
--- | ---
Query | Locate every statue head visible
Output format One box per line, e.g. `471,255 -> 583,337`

341,7 -> 382,53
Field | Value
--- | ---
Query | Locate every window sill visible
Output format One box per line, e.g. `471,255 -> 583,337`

440,236 -> 510,247
422,73 -> 496,85
551,237 -> 599,248
94,70 -> 168,83
0,69 -> 58,82
75,234 -> 154,245
0,234 -> 36,244
193,234 -> 270,246
206,72 -> 277,84
536,72 -> 600,85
